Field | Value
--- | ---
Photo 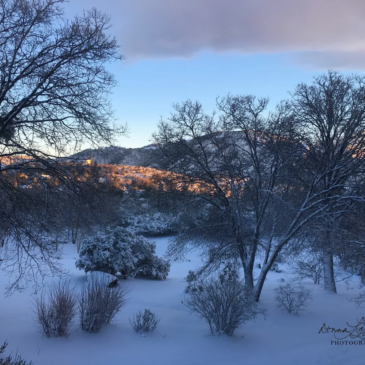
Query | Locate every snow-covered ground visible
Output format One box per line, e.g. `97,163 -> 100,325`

1,237 -> 364,365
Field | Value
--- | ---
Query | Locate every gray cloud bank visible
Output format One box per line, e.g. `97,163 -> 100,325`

70,0 -> 365,68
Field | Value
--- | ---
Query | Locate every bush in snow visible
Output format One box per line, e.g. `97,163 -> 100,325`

0,341 -> 32,365
270,263 -> 282,273
184,270 -> 201,293
129,309 -> 160,334
185,274 -> 265,336
122,211 -> 179,236
185,263 -> 238,294
75,230 -> 131,276
274,282 -> 312,315
79,272 -> 129,333
34,280 -> 77,338
291,257 -> 323,285
128,233 -> 170,279
75,227 -> 170,279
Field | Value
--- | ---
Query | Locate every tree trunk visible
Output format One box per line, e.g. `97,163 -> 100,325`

253,263 -> 274,302
238,238 -> 255,290
360,266 -> 365,285
253,238 -> 291,302
243,265 -> 254,290
322,225 -> 337,293
322,251 -> 337,292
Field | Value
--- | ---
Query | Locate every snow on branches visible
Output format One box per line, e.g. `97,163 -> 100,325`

75,227 -> 170,280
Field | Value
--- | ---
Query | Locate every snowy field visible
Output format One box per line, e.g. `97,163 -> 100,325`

1,237 -> 365,365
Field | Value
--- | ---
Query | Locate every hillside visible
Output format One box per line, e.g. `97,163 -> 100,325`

70,145 -> 160,168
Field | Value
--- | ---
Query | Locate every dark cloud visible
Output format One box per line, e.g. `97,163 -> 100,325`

67,0 -> 365,68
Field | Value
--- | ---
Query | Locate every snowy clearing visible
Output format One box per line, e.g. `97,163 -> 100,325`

0,237 -> 364,365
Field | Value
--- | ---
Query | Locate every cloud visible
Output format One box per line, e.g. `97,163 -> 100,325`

66,0 -> 365,68
290,51 -> 365,70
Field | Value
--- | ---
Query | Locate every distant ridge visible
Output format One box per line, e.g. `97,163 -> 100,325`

69,145 -> 160,168
69,131 -> 248,169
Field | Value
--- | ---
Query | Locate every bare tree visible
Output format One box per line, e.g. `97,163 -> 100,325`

153,96 -> 301,301
290,71 -> 365,292
0,0 -> 126,292
153,72 -> 365,301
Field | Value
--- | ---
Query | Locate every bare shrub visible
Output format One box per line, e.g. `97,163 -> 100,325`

129,309 -> 160,333
34,280 -> 77,338
0,341 -> 32,365
274,283 -> 312,315
185,276 -> 265,336
79,273 -> 129,333
349,290 -> 365,308
292,261 -> 322,284
291,253 -> 323,284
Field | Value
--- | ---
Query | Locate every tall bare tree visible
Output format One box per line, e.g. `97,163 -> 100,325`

0,0 -> 125,292
291,71 -> 365,292
154,97 -> 301,301
154,72 -> 365,300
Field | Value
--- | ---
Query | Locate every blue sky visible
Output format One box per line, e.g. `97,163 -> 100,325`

65,0 -> 365,148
